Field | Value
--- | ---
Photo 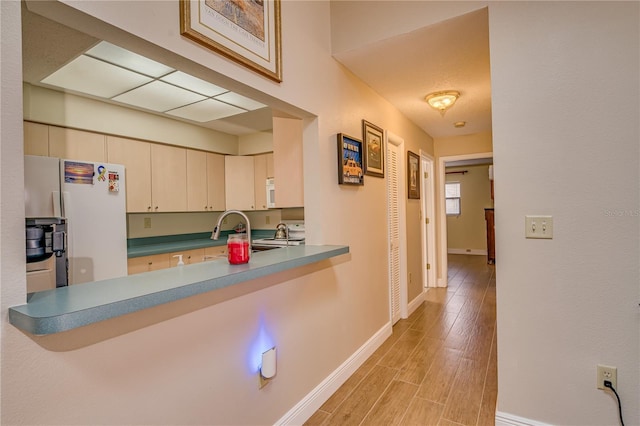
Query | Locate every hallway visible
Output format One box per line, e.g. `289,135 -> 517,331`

305,255 -> 497,425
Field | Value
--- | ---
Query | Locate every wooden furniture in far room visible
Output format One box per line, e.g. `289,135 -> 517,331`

485,208 -> 495,264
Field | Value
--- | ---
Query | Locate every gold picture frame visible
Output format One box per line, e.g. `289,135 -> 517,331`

180,0 -> 282,82
362,120 -> 384,178
407,151 -> 420,199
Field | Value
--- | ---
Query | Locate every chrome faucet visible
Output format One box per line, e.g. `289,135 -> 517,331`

274,222 -> 289,246
211,210 -> 251,251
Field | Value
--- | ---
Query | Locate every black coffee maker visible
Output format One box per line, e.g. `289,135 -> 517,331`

25,217 -> 68,287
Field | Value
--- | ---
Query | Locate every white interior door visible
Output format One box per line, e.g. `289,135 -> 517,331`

421,153 -> 436,288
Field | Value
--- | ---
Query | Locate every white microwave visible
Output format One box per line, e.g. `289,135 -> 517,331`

266,178 -> 276,208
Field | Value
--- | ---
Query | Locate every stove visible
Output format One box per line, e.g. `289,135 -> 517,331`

252,222 -> 305,248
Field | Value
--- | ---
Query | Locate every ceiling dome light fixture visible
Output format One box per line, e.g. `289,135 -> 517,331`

425,91 -> 460,116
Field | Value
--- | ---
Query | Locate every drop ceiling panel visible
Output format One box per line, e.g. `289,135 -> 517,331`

161,71 -> 227,97
86,42 -> 175,77
41,55 -> 154,99
166,99 -> 245,122
215,92 -> 266,111
112,80 -> 207,112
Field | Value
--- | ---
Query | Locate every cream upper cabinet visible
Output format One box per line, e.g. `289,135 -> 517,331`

225,156 -> 255,210
186,150 -> 208,212
49,126 -> 106,162
24,121 -> 49,156
151,144 -> 187,212
253,153 -> 273,210
106,136 -> 152,213
273,117 -> 304,207
187,150 -> 226,212
206,152 -> 225,211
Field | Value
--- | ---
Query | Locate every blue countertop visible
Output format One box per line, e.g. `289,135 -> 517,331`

127,230 -> 276,258
10,245 -> 349,335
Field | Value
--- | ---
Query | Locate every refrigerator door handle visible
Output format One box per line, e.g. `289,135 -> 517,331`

53,190 -> 62,217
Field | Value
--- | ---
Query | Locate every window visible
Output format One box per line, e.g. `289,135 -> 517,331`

445,182 -> 461,215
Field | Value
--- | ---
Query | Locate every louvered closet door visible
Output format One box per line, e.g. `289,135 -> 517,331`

387,142 -> 401,324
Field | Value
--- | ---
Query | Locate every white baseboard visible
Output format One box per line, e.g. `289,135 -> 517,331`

275,322 -> 393,425
437,277 -> 447,287
407,290 -> 425,317
448,248 -> 488,256
495,411 -> 553,426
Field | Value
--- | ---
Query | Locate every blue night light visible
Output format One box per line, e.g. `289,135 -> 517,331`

248,316 -> 276,373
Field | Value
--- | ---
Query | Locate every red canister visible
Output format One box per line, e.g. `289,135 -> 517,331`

227,234 -> 250,264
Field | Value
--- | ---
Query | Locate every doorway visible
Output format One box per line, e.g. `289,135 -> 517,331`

437,152 -> 493,287
386,132 -> 408,324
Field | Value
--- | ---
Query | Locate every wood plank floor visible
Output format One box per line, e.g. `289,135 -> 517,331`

305,255 -> 497,426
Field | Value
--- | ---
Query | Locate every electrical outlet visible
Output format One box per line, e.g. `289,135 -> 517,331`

597,364 -> 617,390
143,217 -> 151,229
266,215 -> 271,225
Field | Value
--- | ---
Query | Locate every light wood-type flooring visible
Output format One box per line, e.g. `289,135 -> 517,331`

305,254 -> 497,426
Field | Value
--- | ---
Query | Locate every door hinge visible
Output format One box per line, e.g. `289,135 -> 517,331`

425,217 -> 430,225
424,171 -> 428,179
426,263 -> 431,270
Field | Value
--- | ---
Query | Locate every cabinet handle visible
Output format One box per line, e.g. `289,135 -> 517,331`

155,206 -> 159,210
204,206 -> 208,210
147,206 -> 151,211
209,206 -> 213,210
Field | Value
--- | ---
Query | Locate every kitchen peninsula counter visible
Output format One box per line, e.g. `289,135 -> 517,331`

10,245 -> 349,335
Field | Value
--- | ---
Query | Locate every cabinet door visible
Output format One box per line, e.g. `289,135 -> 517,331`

186,150 -> 208,212
49,126 -> 106,162
207,153 -> 225,211
24,122 -> 49,156
266,152 -> 274,178
170,248 -> 205,266
273,117 -> 304,207
127,256 -> 152,275
253,154 -> 269,210
151,144 -> 187,212
107,136 -> 152,213
204,246 -> 227,261
224,156 -> 255,210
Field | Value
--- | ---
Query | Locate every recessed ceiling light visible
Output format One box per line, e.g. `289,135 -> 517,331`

160,71 -> 227,97
41,55 -> 153,98
454,121 -> 466,128
85,41 -> 174,78
112,80 -> 206,112
215,92 -> 266,111
166,99 -> 246,122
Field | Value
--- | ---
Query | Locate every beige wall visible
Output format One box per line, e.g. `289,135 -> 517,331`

1,1 -> 433,424
490,2 -> 639,424
445,164 -> 492,253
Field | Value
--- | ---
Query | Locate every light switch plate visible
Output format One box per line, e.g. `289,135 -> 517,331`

525,215 -> 553,239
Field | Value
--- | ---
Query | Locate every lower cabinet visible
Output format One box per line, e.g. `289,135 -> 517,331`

128,247 -> 226,275
127,254 -> 171,275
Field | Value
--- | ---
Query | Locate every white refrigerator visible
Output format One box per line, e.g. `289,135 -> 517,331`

25,155 -> 128,285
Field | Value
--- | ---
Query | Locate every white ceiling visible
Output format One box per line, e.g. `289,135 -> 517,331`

333,8 -> 491,139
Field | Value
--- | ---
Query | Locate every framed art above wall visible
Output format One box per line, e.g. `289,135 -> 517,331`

362,120 -> 384,178
180,0 -> 282,82
407,150 -> 420,199
337,133 -> 364,186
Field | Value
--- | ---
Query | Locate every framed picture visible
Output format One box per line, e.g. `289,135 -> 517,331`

337,134 -> 364,185
362,120 -> 384,178
180,0 -> 282,82
407,151 -> 420,199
